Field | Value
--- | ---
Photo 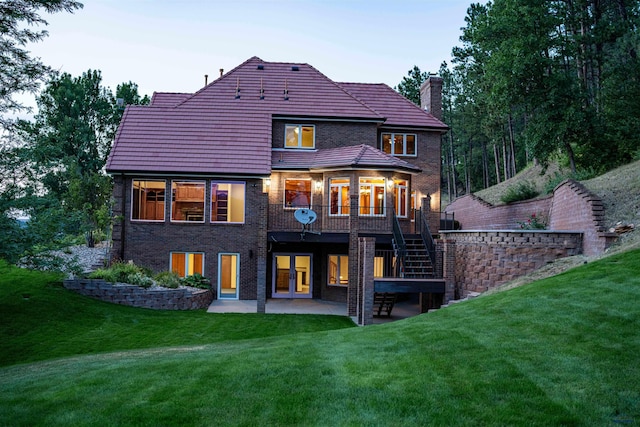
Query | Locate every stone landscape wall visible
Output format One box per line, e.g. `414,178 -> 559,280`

439,231 -> 583,298
63,279 -> 214,310
445,179 -> 617,256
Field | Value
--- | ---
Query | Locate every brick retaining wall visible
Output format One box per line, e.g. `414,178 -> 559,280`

445,179 -> 617,256
440,230 -> 583,298
63,279 -> 214,310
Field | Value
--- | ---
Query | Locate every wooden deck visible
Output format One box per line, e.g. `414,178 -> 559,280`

374,277 -> 445,294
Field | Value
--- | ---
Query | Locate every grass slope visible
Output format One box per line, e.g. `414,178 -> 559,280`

1,250 -> 639,426
0,261 -> 355,367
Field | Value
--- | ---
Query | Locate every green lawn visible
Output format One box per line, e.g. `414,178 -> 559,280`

0,261 -> 355,367
1,250 -> 640,426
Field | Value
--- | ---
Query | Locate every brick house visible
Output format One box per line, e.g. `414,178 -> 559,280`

106,57 -> 447,314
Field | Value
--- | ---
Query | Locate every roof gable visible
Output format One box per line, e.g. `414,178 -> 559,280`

107,56 -> 446,176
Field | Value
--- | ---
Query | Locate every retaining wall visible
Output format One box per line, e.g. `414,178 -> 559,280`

63,279 -> 214,310
440,230 -> 583,298
445,179 -> 617,256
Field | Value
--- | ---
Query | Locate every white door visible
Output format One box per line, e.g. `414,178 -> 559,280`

272,254 -> 312,298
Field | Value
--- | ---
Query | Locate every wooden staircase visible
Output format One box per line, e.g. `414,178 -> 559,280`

402,235 -> 435,278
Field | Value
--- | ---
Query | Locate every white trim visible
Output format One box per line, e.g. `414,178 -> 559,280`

284,124 -> 316,149
170,251 -> 205,278
328,177 -> 350,217
210,181 -> 246,224
358,177 -> 386,217
218,252 -> 240,300
272,253 -> 313,299
131,179 -> 167,222
170,180 -> 206,223
283,177 -> 313,209
381,132 -> 418,157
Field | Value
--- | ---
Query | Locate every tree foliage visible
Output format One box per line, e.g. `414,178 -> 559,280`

395,65 -> 429,106
0,0 -> 83,128
17,71 -> 149,249
414,0 -> 640,198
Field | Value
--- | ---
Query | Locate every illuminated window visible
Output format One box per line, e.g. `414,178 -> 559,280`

284,178 -> 312,208
132,180 -> 165,221
171,181 -> 205,222
328,255 -> 348,286
285,124 -> 315,149
394,180 -> 408,218
381,133 -> 416,156
171,252 -> 204,278
329,178 -> 350,216
211,182 -> 245,223
359,178 -> 386,216
374,256 -> 384,278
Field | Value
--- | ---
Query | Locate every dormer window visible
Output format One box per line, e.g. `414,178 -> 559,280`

381,133 -> 416,157
285,124 -> 315,149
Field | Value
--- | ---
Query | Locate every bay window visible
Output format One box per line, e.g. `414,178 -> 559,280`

359,178 -> 386,216
284,178 -> 312,208
394,180 -> 408,218
329,178 -> 350,216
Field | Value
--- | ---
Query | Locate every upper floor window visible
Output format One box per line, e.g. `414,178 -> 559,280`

211,182 -> 245,223
359,178 -> 386,216
329,178 -> 350,216
132,179 -> 165,221
284,178 -> 312,208
381,133 -> 416,156
171,181 -> 205,222
285,125 -> 315,149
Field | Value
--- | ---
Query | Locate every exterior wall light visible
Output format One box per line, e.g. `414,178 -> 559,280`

263,178 -> 271,193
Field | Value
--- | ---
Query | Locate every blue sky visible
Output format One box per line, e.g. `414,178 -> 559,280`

28,0 -> 471,100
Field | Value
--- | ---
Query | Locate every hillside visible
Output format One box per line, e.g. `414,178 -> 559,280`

472,159 -> 640,292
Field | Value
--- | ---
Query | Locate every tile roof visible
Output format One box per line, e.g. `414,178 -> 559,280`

272,145 -> 421,174
338,82 -> 448,129
106,56 -> 444,176
149,92 -> 191,107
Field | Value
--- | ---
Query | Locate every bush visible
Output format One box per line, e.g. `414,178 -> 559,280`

517,213 -> 547,230
501,181 -> 539,204
155,271 -> 181,289
89,261 -> 150,285
181,273 -> 211,290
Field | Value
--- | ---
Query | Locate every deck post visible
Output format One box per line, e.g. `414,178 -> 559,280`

347,194 -> 359,317
257,191 -> 268,313
443,238 -> 456,303
357,237 -> 375,326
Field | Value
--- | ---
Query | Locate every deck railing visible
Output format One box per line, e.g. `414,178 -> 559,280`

267,204 -> 413,234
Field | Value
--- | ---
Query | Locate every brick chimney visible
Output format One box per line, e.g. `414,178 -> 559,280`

420,75 -> 443,121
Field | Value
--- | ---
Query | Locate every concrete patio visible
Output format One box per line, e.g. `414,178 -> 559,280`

207,297 -> 422,323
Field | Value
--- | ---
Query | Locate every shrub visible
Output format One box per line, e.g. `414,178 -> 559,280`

518,213 -> 547,230
181,273 -> 211,290
89,261 -> 151,286
155,271 -> 181,289
501,181 -> 539,204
